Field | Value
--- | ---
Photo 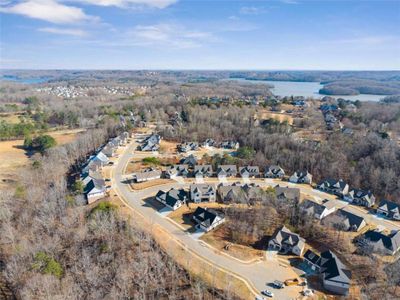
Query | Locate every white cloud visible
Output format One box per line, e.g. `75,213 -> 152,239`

325,36 -> 399,46
240,6 -> 265,15
280,0 -> 298,4
127,23 -> 213,48
70,0 -> 177,9
0,0 -> 98,24
38,27 -> 88,36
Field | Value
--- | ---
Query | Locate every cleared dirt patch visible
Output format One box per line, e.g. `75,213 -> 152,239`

200,225 -> 265,262
159,140 -> 178,155
130,179 -> 174,190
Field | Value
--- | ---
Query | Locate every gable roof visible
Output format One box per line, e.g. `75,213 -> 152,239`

217,165 -> 237,175
180,154 -> 197,166
193,165 -> 213,175
190,184 -> 216,197
378,200 -> 400,217
300,199 -> 328,216
156,188 -> 187,207
239,166 -> 260,176
336,209 -> 366,230
192,207 -> 223,228
274,185 -> 300,201
265,165 -> 285,175
319,250 -> 351,284
318,178 -> 348,191
363,230 -> 400,253
270,225 -> 305,248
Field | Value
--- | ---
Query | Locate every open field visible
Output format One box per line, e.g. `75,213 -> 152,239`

258,111 -> 294,125
130,179 -> 174,190
0,128 -> 85,190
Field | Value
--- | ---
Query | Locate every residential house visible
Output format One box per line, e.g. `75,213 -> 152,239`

265,165 -> 285,178
119,131 -> 129,145
193,165 -> 213,178
155,188 -> 187,211
239,166 -> 260,178
132,168 -> 162,183
190,184 -> 216,203
300,199 -> 336,220
203,139 -> 216,148
85,178 -> 106,204
268,225 -> 305,256
177,142 -> 199,153
325,209 -> 367,232
180,154 -> 197,167
165,164 -> 190,179
361,230 -> 400,255
216,165 -> 238,179
377,200 -> 400,220
102,145 -> 116,157
81,170 -> 103,186
217,184 -> 244,202
289,170 -> 312,184
192,207 -> 225,232
317,179 -> 349,197
274,185 -> 300,202
139,140 -> 159,151
304,250 -> 351,295
220,141 -> 240,150
345,189 -> 375,207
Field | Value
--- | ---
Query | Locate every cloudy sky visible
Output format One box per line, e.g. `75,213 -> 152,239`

1,0 -> 399,70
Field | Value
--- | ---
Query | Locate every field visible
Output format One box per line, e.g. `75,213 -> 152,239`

0,128 -> 85,190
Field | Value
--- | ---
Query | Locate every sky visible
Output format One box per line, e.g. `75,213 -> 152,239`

0,0 -> 399,70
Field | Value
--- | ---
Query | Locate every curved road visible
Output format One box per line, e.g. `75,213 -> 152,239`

112,137 -> 400,300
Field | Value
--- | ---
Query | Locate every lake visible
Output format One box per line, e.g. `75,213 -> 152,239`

0,75 -> 50,84
230,78 -> 385,102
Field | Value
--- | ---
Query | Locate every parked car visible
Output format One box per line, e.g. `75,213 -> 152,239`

261,290 -> 274,297
272,280 -> 284,289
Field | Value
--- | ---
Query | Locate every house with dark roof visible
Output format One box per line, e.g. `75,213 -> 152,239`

300,199 -> 336,220
264,165 -> 285,178
192,207 -> 225,232
303,249 -> 322,272
274,185 -> 300,202
377,200 -> 400,220
317,179 -> 349,197
361,230 -> 400,255
324,209 -> 366,232
81,170 -> 103,186
190,184 -> 216,203
132,168 -> 162,183
220,141 -> 239,150
177,142 -> 199,153
155,188 -> 187,211
216,165 -> 238,179
193,165 -> 213,178
289,170 -> 312,184
344,189 -> 375,207
268,226 -> 305,256
217,184 -> 243,202
239,166 -> 260,178
165,164 -> 190,179
320,250 -> 351,295
85,178 -> 106,204
203,139 -> 216,148
180,154 -> 197,167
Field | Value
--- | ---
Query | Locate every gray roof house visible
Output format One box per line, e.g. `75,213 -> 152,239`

192,207 -> 225,232
218,184 -> 244,202
216,165 -> 238,178
81,170 -> 103,186
317,179 -> 349,197
362,230 -> 400,255
85,178 -> 106,204
132,168 -> 162,183
268,225 -> 305,256
289,170 -> 312,184
377,200 -> 400,221
177,142 -> 199,153
300,199 -> 336,220
203,139 -> 216,148
239,166 -> 260,178
155,188 -> 187,211
190,184 -> 216,203
325,209 -> 367,232
165,164 -> 190,178
220,141 -> 240,150
180,154 -> 197,167
320,250 -> 351,295
345,189 -> 375,208
265,165 -> 285,178
274,185 -> 300,202
102,144 -> 116,157
193,165 -> 213,178
139,140 -> 159,152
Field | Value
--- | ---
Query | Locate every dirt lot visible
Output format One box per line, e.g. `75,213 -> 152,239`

258,111 -> 294,125
0,128 -> 85,190
158,140 -> 178,155
201,226 -> 265,262
130,179 -> 174,190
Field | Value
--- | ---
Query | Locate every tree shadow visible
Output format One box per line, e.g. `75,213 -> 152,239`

13,145 -> 35,158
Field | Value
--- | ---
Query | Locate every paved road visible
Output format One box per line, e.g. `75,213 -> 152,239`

113,139 -> 304,300
112,137 -> 400,300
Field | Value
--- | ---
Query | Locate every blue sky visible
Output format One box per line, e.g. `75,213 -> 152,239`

1,0 -> 399,70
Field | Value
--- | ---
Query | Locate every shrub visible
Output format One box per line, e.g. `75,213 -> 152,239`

32,251 -> 63,279
89,201 -> 117,217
